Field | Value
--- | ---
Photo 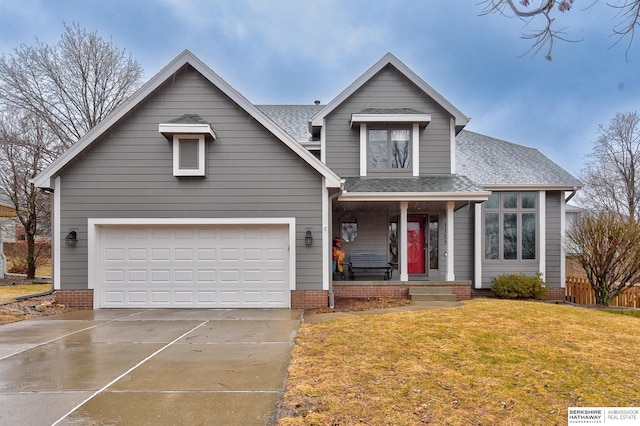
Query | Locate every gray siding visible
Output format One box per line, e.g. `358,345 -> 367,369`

58,65 -> 324,291
324,64 -> 453,177
545,191 -> 563,288
453,206 -> 474,281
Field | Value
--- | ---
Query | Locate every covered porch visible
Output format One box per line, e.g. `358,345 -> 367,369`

326,176 -> 489,303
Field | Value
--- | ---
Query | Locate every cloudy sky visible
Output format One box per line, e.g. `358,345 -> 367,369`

1,0 -> 638,176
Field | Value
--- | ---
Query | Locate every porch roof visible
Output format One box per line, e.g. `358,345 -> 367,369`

340,176 -> 491,201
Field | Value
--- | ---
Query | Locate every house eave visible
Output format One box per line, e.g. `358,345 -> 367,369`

338,191 -> 491,202
158,123 -> 216,140
483,184 -> 584,191
350,113 -> 431,128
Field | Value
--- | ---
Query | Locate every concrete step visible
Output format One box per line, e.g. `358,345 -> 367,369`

409,286 -> 454,295
410,293 -> 457,302
409,287 -> 456,302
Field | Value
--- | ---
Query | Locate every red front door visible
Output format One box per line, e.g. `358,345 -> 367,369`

408,216 -> 425,274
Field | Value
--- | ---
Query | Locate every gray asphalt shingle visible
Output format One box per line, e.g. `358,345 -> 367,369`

257,105 -> 582,188
456,130 -> 582,187
344,176 -> 486,194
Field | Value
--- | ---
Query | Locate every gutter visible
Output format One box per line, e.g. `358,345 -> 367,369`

565,187 -> 578,203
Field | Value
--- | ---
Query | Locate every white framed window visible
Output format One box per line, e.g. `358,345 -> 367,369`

368,127 -> 411,170
173,134 -> 205,176
484,192 -> 537,261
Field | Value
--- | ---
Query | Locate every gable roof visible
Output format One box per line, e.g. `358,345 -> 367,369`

256,105 -> 582,190
33,50 -> 341,189
310,52 -> 470,132
456,130 -> 583,190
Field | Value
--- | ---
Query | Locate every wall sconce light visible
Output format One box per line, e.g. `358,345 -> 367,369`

305,230 -> 313,246
65,230 -> 77,247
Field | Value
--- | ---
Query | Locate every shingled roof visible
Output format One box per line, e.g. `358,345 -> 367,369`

257,105 -> 582,189
456,130 -> 582,188
256,105 -> 323,142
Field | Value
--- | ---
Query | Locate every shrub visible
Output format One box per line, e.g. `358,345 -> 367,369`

491,273 -> 548,300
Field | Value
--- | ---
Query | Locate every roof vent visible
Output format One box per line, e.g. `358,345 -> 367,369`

314,100 -> 321,105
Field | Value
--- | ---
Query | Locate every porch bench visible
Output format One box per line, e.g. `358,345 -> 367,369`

348,252 -> 393,281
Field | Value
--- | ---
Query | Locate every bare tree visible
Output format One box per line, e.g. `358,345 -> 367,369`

0,22 -> 143,149
566,211 -> 640,305
0,113 -> 61,278
0,23 -> 144,278
578,111 -> 640,220
480,0 -> 640,60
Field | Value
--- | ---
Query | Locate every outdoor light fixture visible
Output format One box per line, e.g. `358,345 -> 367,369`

65,230 -> 77,247
305,230 -> 313,246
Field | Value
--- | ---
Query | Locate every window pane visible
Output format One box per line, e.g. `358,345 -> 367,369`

368,130 -> 388,169
391,130 -> 410,169
179,139 -> 199,169
522,213 -> 536,259
503,192 -> 517,209
503,213 -> 518,259
429,216 -> 438,269
391,139 -> 410,168
521,192 -> 536,209
389,222 -> 398,263
485,193 -> 499,209
485,213 -> 499,260
341,222 -> 357,242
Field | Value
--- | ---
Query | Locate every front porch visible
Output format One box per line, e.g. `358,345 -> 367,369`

332,279 -> 473,302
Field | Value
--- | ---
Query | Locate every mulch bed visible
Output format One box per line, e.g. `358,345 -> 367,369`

305,296 -> 414,314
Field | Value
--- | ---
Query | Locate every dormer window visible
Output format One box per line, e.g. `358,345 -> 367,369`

368,127 -> 411,170
159,114 -> 216,177
351,108 -> 430,177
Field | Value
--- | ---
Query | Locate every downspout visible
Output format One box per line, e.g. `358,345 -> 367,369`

327,179 -> 345,308
565,187 -> 578,203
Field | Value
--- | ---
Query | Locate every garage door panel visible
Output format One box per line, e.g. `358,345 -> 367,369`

97,224 -> 290,308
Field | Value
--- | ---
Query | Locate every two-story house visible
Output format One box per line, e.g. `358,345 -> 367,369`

34,50 -> 582,309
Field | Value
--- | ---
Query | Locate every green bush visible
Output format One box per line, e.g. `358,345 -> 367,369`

491,273 -> 548,300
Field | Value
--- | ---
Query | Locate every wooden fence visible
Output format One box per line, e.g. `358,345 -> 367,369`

565,277 -> 640,308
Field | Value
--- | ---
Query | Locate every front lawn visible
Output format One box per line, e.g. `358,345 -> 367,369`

0,283 -> 52,304
278,299 -> 640,425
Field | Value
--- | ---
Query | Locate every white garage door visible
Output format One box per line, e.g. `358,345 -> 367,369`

95,224 -> 290,308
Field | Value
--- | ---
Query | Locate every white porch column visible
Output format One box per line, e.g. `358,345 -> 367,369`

400,201 -> 408,281
446,201 -> 455,281
474,202 -> 482,288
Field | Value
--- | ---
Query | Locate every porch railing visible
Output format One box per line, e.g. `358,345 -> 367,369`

565,276 -> 640,308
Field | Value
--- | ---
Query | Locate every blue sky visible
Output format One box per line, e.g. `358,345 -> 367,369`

1,0 -> 638,176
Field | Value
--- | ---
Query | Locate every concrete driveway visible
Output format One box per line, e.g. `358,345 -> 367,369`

0,308 -> 302,425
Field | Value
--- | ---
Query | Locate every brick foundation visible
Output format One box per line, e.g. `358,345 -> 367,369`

55,290 -> 94,309
333,281 -> 472,302
291,290 -> 328,309
546,287 -> 565,302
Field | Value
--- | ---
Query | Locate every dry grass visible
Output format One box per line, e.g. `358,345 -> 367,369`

0,283 -> 52,304
279,299 -> 640,425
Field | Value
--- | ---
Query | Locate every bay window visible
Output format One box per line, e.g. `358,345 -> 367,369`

484,192 -> 537,261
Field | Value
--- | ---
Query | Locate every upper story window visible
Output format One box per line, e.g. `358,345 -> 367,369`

351,108 -> 430,177
159,114 -> 216,178
368,128 -> 411,170
173,134 -> 205,176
